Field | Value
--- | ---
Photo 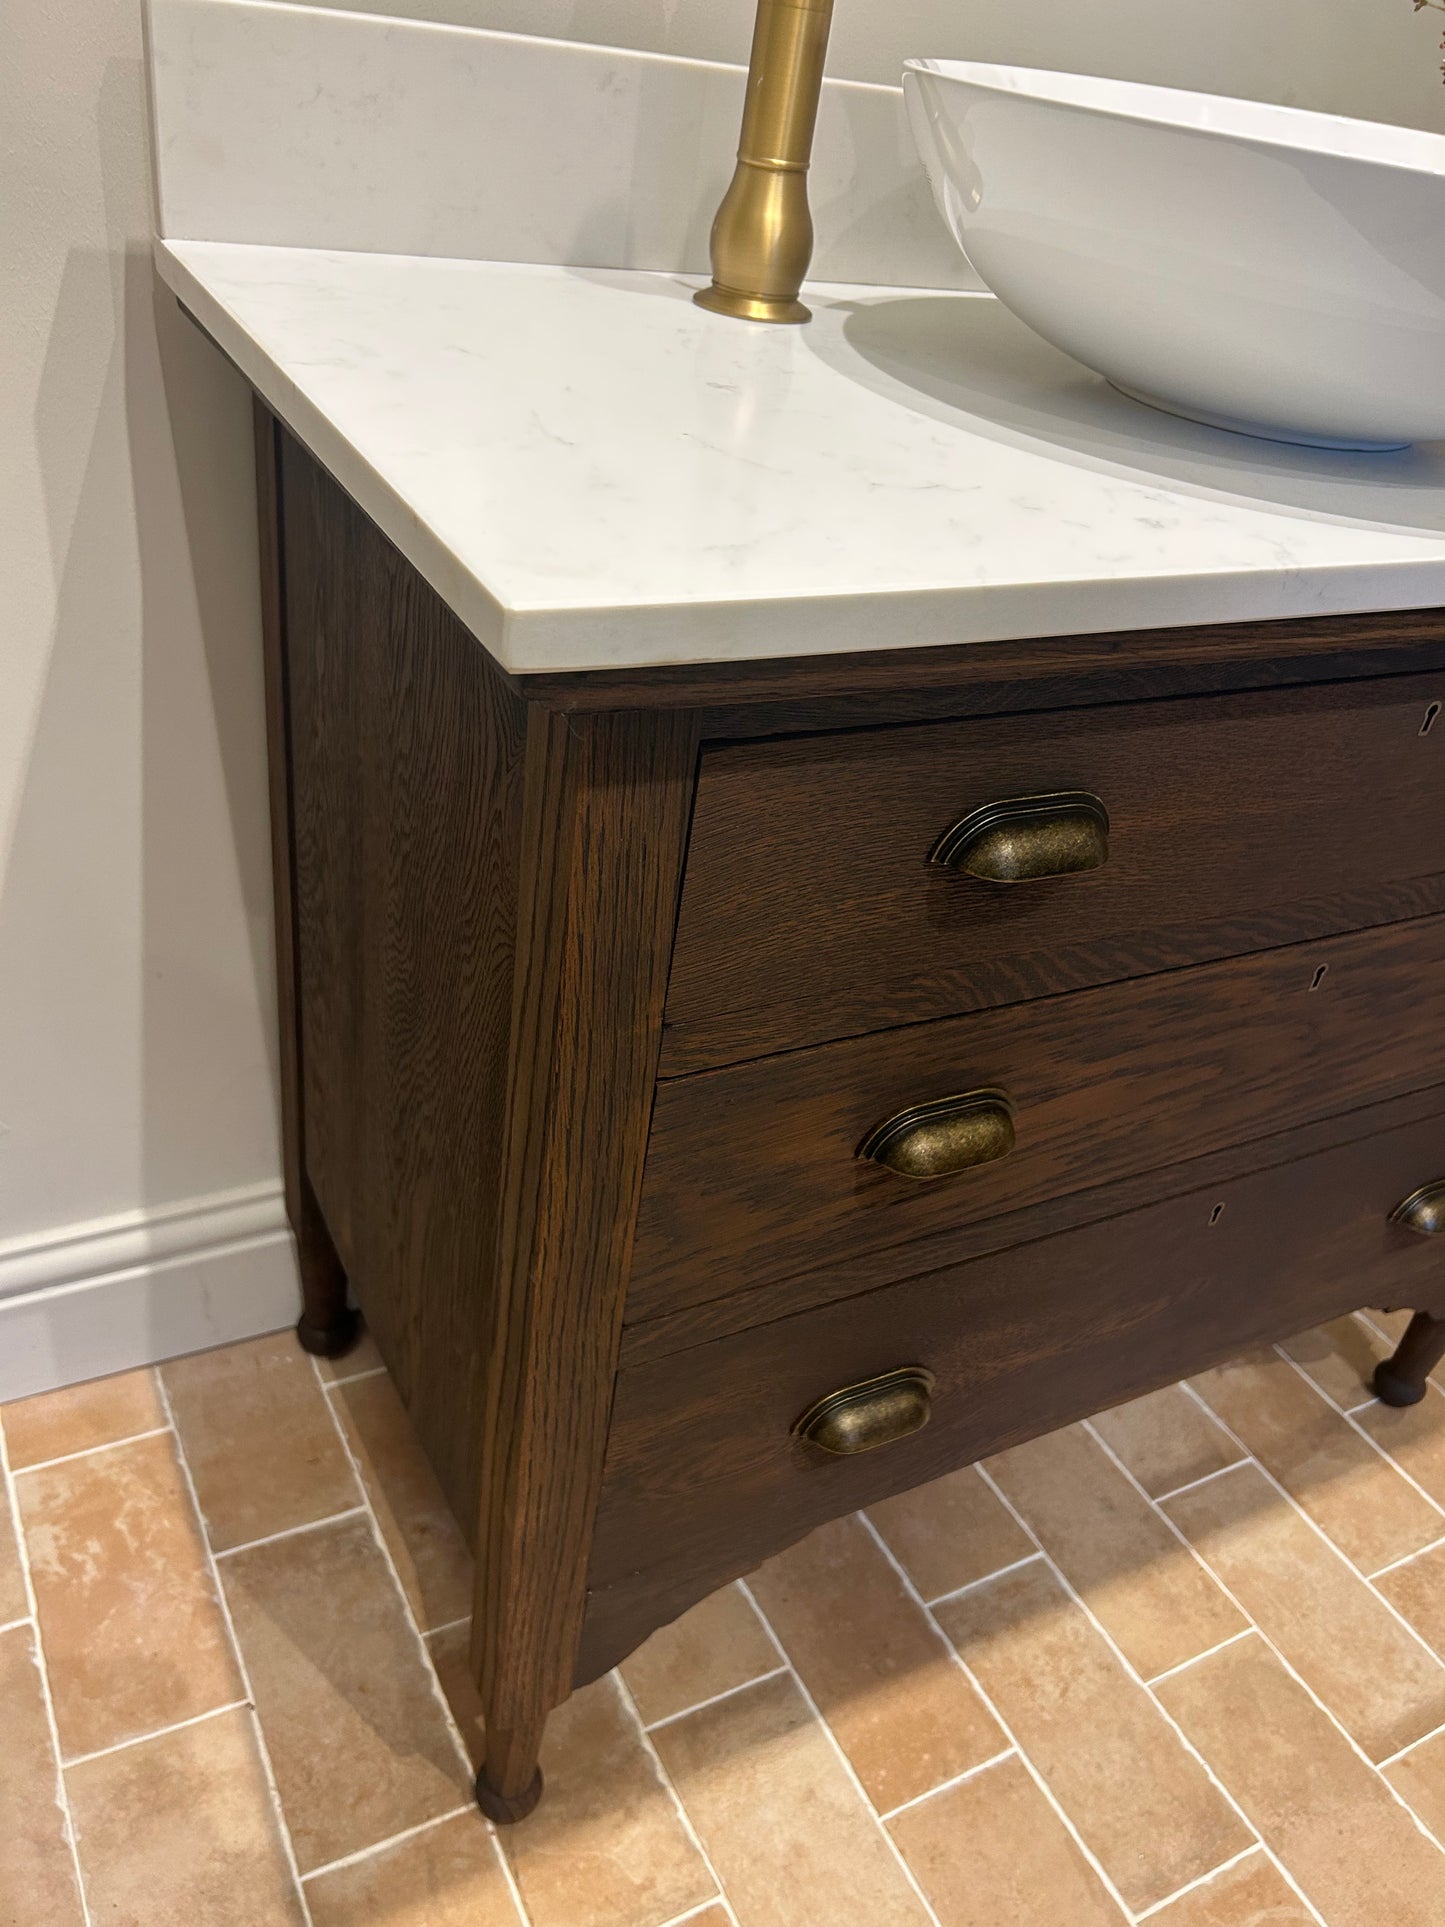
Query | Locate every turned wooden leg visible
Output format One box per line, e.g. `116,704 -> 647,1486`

474,1720 -> 545,1825
293,1178 -> 359,1359
1374,1311 -> 1445,1408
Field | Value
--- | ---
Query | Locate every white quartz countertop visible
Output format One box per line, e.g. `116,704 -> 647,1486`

157,237 -> 1445,674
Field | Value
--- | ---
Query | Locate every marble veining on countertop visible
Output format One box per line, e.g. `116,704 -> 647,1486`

157,238 -> 1445,673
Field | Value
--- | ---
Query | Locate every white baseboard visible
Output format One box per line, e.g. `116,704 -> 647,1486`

0,1183 -> 301,1402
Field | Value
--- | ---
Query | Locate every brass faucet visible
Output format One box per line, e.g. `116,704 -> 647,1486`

693,0 -> 836,324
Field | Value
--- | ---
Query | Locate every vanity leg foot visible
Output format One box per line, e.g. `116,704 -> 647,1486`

293,1181 -> 359,1360
1374,1310 -> 1445,1408
474,1725 -> 545,1825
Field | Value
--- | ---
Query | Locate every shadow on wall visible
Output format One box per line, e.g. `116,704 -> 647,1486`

0,50 -> 280,1280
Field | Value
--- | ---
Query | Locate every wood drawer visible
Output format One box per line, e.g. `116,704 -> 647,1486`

662,674 -> 1445,1072
631,914 -> 1445,1326
582,1089 -> 1445,1680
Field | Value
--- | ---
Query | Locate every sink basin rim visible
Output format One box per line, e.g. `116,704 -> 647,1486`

902,57 -> 1445,182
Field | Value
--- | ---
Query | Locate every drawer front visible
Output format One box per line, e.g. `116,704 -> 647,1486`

582,1095 -> 1445,1678
632,914 -> 1445,1326
662,673 -> 1445,1072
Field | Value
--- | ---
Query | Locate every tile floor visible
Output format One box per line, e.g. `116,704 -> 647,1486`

4,1308 -> 1445,1925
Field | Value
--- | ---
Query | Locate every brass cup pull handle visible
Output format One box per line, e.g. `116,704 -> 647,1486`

1392,1182 -> 1445,1236
794,1368 -> 935,1456
930,791 -> 1110,882
858,1089 -> 1015,1181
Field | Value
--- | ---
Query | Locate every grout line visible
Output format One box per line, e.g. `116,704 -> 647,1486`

1368,1531 -> 1445,1582
1378,1714 -> 1445,1771
1132,1842 -> 1264,1922
735,1576 -> 948,1927
653,1901 -> 740,1927
644,1666 -> 790,1733
1269,1334 -> 1370,1418
154,1373 -> 318,1927
922,1550 -> 1045,1608
1162,1382 -> 1445,1855
303,1355 -> 538,1927
212,1506 -> 368,1560
613,1671 -> 741,1927
0,1614 -> 33,1636
8,1426 -> 172,1477
423,1614 -> 471,1638
62,1699 -> 252,1770
1169,1379 -> 1445,1679
1149,1461 -> 1249,1507
1,1418 -> 96,1926
300,1802 -> 474,1883
875,1746 -> 1017,1823
849,1520 -> 1136,1921
1144,1629 -> 1255,1688
1272,1347 -> 1445,1523
967,1460 -> 1270,1913
320,1365 -> 387,1390
1256,1844 -> 1332,1927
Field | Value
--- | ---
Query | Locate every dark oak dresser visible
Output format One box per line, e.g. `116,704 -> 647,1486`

255,403 -> 1445,1822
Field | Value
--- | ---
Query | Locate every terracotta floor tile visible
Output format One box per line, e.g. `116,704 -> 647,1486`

1164,1461 -> 1445,1760
620,1581 -> 781,1726
1375,1541 -> 1445,1654
315,1324 -> 385,1382
984,1425 -> 1243,1679
653,1670 -> 932,1927
1354,1385 -> 1445,1512
66,1706 -> 304,1926
935,1559 -> 1247,1912
306,1810 -> 521,1926
1384,1729 -> 1445,1848
1190,1351 -> 1443,1571
1147,1853 -> 1313,1925
1280,1318 -> 1389,1410
866,1465 -> 1035,1601
334,1371 -> 473,1632
219,1513 -> 469,1873
16,1431 -> 242,1759
0,1625 -> 85,1927
1157,1633 -> 1445,1927
162,1332 -> 360,1553
0,1477 -> 27,1625
2,1368 -> 165,1470
426,1621 -> 486,1769
500,1672 -> 715,1927
1089,1385 -> 1244,1499
748,1517 -> 1004,1812
888,1754 -> 1125,1926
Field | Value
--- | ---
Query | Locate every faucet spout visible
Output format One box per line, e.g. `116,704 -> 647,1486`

694,0 -> 837,324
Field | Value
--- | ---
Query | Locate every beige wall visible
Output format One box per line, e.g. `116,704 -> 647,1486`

2,0 -> 1441,1351
318,0 -> 1445,128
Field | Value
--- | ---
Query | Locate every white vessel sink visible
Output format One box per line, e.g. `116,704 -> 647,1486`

903,59 -> 1445,450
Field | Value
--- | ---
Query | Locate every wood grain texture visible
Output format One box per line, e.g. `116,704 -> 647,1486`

580,1091 -> 1445,1680
254,402 -> 349,1335
621,1082 -> 1445,1365
281,431 -> 528,1527
472,703 -> 700,1751
513,606 -> 1445,735
663,673 -> 1445,1071
631,914 -> 1445,1327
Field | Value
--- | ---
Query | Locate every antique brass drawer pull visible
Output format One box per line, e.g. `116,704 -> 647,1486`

931,791 -> 1110,881
857,1089 -> 1015,1180
1392,1182 -> 1445,1236
794,1367 -> 935,1455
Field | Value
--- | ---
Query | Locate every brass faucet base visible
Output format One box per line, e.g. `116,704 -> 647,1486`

693,286 -> 811,326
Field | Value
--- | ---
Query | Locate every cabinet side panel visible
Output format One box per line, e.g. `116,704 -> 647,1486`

281,431 -> 527,1531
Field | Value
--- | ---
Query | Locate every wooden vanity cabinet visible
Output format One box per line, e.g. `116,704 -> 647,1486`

255,402 -> 1445,1822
